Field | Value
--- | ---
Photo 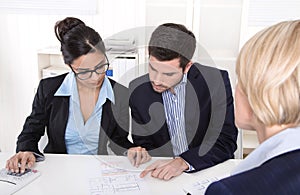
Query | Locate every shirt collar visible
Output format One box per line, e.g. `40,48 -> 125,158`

166,73 -> 187,94
54,72 -> 115,104
100,76 -> 115,104
180,73 -> 187,85
54,72 -> 74,96
232,126 -> 300,175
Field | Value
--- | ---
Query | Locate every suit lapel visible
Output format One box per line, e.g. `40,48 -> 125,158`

184,66 -> 202,146
49,96 -> 70,152
97,100 -> 111,155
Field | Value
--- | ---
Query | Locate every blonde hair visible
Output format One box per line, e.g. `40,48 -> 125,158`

236,20 -> 300,126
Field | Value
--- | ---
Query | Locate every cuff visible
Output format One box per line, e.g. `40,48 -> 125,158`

123,150 -> 128,156
182,158 -> 195,172
33,152 -> 45,162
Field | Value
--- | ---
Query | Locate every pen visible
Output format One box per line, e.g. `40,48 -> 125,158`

183,188 -> 191,195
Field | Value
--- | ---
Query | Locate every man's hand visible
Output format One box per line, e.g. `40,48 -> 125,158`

5,151 -> 36,173
127,146 -> 151,167
140,157 -> 189,180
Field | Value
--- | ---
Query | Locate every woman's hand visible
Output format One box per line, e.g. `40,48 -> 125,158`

6,151 -> 36,173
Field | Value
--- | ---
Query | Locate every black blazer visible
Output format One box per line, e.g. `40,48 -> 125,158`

129,63 -> 238,171
206,149 -> 300,195
16,73 -> 134,156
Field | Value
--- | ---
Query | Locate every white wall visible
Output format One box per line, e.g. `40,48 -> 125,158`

0,0 -> 145,152
193,0 -> 243,87
0,15 -> 57,152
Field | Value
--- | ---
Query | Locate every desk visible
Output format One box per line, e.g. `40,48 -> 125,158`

0,153 -> 241,195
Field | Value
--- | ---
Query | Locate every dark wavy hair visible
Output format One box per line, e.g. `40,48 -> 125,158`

148,23 -> 196,69
54,17 -> 106,65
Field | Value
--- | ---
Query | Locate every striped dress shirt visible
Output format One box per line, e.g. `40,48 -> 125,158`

162,74 -> 189,156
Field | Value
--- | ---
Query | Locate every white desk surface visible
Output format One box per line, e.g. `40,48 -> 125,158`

0,153 -> 241,195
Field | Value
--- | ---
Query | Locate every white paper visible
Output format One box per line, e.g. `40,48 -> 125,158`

89,161 -> 148,195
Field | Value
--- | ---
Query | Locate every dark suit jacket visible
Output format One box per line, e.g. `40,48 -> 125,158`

17,73 -> 134,156
205,149 -> 300,195
129,63 -> 238,171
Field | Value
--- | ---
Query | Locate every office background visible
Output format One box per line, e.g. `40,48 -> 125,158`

0,0 -> 299,154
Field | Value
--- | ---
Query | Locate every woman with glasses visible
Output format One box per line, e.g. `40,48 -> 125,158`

6,17 -> 135,173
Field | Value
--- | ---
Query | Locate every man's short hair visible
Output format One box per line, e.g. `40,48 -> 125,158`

148,23 -> 196,69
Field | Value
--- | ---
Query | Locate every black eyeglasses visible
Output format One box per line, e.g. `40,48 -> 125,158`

70,55 -> 110,80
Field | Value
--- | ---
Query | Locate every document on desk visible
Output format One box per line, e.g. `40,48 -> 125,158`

88,161 -> 148,195
183,176 -> 220,195
182,159 -> 241,194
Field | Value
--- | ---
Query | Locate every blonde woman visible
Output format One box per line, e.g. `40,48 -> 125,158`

206,20 -> 300,194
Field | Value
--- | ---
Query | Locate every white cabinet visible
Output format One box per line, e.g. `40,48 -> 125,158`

107,53 -> 139,87
243,130 -> 259,156
37,47 -> 140,87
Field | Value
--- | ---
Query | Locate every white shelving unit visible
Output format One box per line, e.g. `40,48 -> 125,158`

37,47 -> 69,80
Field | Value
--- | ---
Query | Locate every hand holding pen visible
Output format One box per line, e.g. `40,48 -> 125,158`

127,146 -> 152,167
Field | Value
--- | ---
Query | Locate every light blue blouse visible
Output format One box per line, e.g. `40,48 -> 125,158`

54,72 -> 115,154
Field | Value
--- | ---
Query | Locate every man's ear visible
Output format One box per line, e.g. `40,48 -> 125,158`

183,61 -> 193,74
